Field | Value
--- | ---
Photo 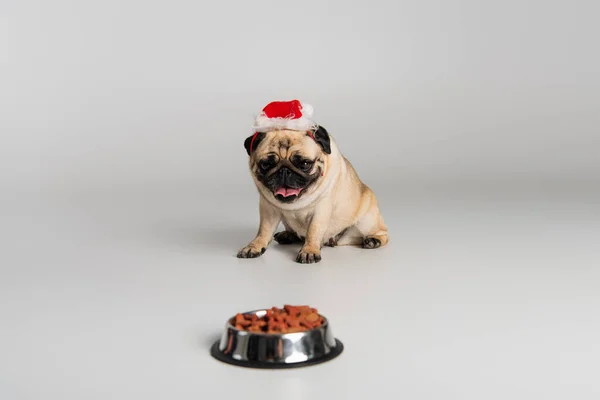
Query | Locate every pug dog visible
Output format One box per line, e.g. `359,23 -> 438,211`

237,100 -> 388,263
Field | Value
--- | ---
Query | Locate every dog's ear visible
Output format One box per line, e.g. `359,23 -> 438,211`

244,132 -> 266,156
313,125 -> 331,154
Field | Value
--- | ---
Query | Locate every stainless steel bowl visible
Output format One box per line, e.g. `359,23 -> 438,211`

210,309 -> 344,369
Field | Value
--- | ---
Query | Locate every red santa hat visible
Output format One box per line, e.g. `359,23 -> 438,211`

253,100 -> 317,133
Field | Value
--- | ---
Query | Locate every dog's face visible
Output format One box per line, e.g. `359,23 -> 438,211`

244,127 -> 331,205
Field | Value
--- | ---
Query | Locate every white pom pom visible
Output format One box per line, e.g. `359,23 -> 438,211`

301,102 -> 313,117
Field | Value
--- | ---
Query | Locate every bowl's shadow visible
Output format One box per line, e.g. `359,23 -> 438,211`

200,332 -> 222,350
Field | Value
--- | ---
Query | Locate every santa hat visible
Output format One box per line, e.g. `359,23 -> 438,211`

253,100 -> 317,133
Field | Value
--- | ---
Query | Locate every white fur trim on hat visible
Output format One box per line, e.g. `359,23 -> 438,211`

252,101 -> 318,133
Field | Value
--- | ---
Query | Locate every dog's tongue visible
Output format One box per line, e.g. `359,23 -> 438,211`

275,187 -> 302,197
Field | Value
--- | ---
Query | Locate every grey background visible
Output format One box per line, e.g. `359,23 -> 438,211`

1,0 -> 599,194
1,0 -> 599,399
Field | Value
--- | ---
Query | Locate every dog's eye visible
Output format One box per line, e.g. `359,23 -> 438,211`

258,160 -> 272,171
300,161 -> 313,172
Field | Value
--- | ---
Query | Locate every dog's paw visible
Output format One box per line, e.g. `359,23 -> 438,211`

324,237 -> 337,247
296,247 -> 322,264
237,244 -> 266,259
274,231 -> 302,245
362,237 -> 382,249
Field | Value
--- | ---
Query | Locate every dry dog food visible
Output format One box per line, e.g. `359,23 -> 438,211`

233,305 -> 325,334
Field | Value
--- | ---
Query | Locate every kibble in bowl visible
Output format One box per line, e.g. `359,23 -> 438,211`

211,304 -> 343,369
232,305 -> 325,334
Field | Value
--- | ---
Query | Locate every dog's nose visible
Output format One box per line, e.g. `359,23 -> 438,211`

279,167 -> 291,179
278,167 -> 295,186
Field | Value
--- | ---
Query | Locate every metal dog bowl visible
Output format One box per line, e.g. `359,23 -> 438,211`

210,309 -> 344,369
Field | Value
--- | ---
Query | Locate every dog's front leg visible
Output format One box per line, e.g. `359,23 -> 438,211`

237,199 -> 281,259
296,205 -> 332,264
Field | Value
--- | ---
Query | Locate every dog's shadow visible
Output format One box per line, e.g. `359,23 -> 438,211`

149,222 -> 372,259
150,223 -> 259,253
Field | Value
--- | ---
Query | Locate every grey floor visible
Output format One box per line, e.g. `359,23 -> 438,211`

1,184 -> 599,399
